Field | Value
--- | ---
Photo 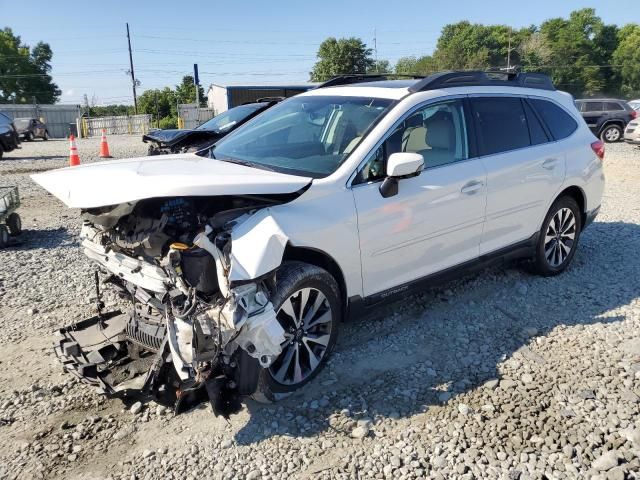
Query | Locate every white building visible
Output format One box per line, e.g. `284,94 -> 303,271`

206,83 -> 316,113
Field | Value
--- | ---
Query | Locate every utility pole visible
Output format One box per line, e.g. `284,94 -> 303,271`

506,27 -> 517,72
373,28 -> 378,72
154,91 -> 159,128
126,23 -> 138,114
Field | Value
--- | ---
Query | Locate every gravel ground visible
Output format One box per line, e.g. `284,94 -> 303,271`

0,136 -> 639,480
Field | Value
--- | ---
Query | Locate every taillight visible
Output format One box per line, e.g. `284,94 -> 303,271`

631,110 -> 638,119
591,140 -> 605,160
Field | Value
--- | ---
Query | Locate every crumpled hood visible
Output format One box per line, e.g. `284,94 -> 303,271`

142,128 -> 220,146
31,153 -> 312,209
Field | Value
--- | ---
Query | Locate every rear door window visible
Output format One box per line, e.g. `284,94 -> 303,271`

583,102 -> 604,112
471,97 -> 530,156
529,99 -> 578,141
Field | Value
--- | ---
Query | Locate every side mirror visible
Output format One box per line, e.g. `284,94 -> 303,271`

386,152 -> 424,177
379,152 -> 424,198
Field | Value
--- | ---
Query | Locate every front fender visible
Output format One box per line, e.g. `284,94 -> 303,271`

228,208 -> 289,281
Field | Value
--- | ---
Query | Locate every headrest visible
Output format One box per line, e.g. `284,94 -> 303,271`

425,115 -> 454,150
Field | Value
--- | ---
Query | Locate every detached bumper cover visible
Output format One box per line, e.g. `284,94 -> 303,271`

53,311 -> 128,395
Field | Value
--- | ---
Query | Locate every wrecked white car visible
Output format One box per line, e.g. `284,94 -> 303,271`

32,72 -> 603,417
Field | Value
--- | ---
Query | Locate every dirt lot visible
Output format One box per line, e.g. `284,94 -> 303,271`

0,136 -> 639,480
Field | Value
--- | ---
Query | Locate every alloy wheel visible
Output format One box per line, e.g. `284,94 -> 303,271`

604,127 -> 620,142
544,207 -> 576,267
269,287 -> 333,385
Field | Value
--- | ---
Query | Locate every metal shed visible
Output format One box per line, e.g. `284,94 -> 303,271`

0,104 -> 80,138
207,83 -> 316,113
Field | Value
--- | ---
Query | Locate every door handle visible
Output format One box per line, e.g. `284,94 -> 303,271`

542,158 -> 558,170
460,180 -> 484,195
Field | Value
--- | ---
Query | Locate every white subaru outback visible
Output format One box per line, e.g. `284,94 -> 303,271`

33,71 -> 605,416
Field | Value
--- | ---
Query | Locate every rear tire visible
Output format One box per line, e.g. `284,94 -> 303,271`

25,132 -> 33,141
0,225 -> 9,248
529,196 -> 582,276
253,261 -> 341,402
601,124 -> 622,143
43,131 -> 49,141
7,213 -> 21,236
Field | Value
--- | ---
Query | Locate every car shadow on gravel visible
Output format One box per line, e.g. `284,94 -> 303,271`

233,220 -> 638,446
5,227 -> 76,250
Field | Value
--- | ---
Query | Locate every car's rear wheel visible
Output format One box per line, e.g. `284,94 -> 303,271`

43,131 -> 49,141
7,213 -> 21,236
254,261 -> 340,402
25,132 -> 33,141
529,196 -> 582,276
601,125 -> 622,143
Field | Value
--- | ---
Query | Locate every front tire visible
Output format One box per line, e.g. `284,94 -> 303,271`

254,262 -> 341,402
529,196 -> 582,276
7,213 -> 21,236
25,132 -> 33,141
601,124 -> 622,143
0,225 -> 9,248
43,131 -> 49,141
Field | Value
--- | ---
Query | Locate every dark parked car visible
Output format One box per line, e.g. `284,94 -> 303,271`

14,117 -> 50,141
142,100 -> 280,155
0,113 -> 20,159
574,99 -> 637,143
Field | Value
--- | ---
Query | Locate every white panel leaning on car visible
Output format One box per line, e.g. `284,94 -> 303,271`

32,71 -> 605,417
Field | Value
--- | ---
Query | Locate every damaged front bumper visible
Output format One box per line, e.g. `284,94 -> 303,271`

53,217 -> 290,417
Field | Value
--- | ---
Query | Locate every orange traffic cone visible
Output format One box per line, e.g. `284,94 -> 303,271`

69,134 -> 80,166
99,129 -> 112,158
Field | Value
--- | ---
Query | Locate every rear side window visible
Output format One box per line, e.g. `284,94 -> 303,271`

471,97 -> 530,155
523,101 -> 550,145
530,99 -> 578,141
605,102 -> 625,111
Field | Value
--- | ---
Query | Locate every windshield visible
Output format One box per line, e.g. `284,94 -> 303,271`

196,103 -> 266,133
205,95 -> 393,178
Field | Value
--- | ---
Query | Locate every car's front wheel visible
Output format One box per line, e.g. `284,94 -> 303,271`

601,124 -> 622,143
0,225 -> 9,248
529,196 -> 582,276
7,213 -> 21,236
254,261 -> 341,402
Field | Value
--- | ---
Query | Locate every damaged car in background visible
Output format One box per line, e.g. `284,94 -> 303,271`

142,99 -> 281,156
32,72 -> 604,417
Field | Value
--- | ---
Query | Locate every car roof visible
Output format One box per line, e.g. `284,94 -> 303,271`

575,98 -> 626,102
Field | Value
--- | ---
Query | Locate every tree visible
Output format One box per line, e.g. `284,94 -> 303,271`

612,24 -> 640,97
310,37 -> 374,82
539,9 -> 617,96
368,59 -> 391,74
0,28 -> 60,103
395,55 -> 438,75
175,75 -> 205,106
138,87 -> 177,124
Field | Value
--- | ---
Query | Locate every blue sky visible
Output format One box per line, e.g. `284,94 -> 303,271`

2,0 -> 637,105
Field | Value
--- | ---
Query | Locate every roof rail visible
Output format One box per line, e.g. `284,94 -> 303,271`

317,73 -> 425,89
408,71 -> 555,92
